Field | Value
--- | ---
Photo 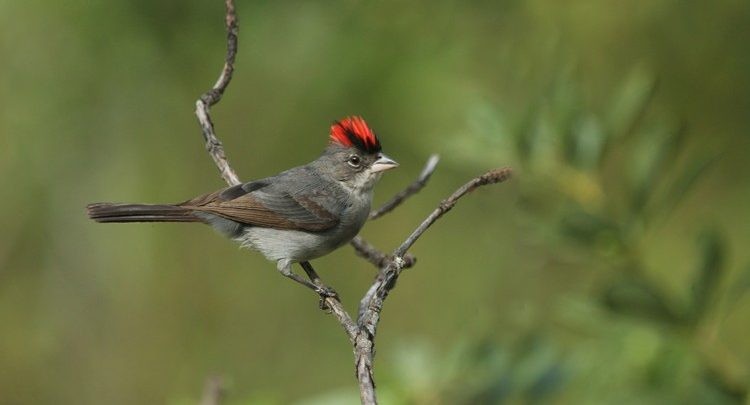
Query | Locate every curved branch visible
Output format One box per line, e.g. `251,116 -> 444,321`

353,167 -> 513,403
195,0 -> 241,187
349,154 -> 438,271
350,237 -> 416,270
191,3 -> 513,405
369,154 -> 440,220
394,167 -> 512,257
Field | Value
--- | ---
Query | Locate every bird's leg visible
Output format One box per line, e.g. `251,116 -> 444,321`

300,261 -> 324,285
300,261 -> 340,310
276,260 -> 339,306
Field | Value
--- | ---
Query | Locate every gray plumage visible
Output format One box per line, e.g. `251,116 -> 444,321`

87,131 -> 398,298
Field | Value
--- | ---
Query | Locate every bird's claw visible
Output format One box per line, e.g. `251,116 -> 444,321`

316,286 -> 340,312
318,297 -> 332,312
317,285 -> 339,300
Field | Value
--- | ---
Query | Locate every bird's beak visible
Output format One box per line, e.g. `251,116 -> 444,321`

371,154 -> 399,173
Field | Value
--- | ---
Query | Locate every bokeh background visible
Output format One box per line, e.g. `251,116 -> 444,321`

2,0 -> 750,403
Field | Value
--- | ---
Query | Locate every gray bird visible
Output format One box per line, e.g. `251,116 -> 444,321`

87,116 -> 398,298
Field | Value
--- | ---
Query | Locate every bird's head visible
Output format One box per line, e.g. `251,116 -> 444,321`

318,116 -> 398,192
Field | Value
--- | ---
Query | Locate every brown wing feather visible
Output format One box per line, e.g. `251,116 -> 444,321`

193,194 -> 299,229
178,189 -> 337,232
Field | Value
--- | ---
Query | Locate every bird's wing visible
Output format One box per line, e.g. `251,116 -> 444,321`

180,176 -> 340,232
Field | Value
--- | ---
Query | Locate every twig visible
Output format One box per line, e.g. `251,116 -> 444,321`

355,167 -> 512,319
350,237 -> 416,270
394,167 -> 513,257
348,155 -> 437,272
191,0 -> 358,378
321,295 -> 359,342
193,2 -> 513,404
352,167 -> 513,403
369,154 -> 440,219
195,0 -> 241,187
193,4 -> 238,402
350,237 -> 390,268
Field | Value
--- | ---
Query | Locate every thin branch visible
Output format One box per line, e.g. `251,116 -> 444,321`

195,0 -> 241,187
357,167 -> 512,319
350,236 -> 416,270
349,154 -> 438,271
321,296 -> 359,342
190,0 -> 358,343
194,5 -> 237,402
369,154 -> 440,220
394,167 -> 513,257
350,237 -> 389,268
358,279 -> 382,320
361,168 -> 513,325
352,167 -> 513,403
192,3 -> 513,405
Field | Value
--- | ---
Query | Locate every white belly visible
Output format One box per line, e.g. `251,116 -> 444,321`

236,227 -> 339,262
234,202 -> 369,262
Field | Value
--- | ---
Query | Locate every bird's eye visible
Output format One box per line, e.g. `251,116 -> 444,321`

347,155 -> 361,168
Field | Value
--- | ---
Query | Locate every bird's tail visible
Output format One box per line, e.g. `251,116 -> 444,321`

86,203 -> 201,223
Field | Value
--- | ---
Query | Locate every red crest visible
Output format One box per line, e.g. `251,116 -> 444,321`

330,116 -> 381,154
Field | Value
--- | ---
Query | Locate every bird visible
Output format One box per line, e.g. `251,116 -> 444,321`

87,116 -> 398,299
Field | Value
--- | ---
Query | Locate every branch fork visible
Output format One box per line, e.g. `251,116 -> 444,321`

194,2 -> 512,404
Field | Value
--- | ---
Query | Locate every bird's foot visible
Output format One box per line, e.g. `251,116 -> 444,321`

316,286 -> 340,312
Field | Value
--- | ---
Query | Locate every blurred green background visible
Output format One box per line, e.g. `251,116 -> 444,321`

2,0 -> 750,403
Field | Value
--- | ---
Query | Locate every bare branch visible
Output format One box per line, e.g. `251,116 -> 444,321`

195,0 -> 241,187
353,167 -> 513,403
394,167 -> 512,257
357,279 -> 382,320
350,236 -> 416,270
321,296 -> 359,342
354,332 -> 377,405
349,154 -> 438,272
350,237 -> 389,268
190,0 -> 362,368
191,4 -> 512,405
369,154 -> 440,220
